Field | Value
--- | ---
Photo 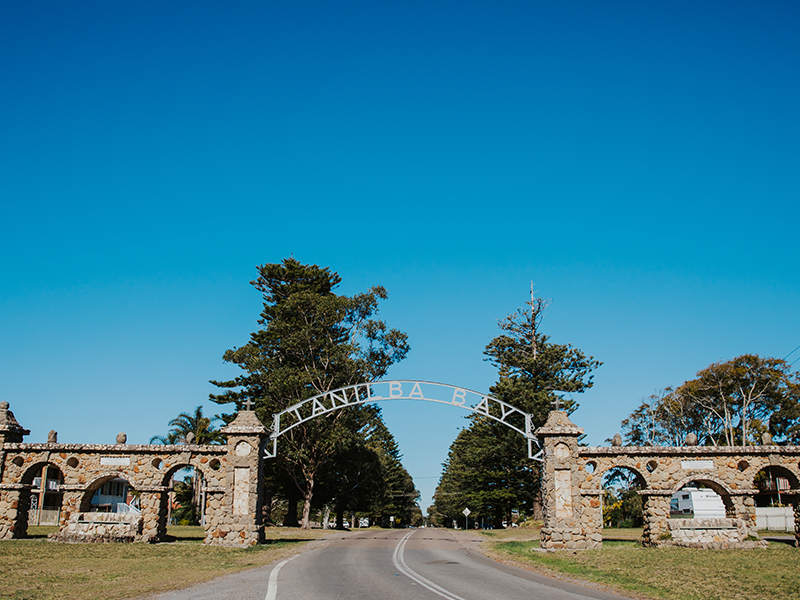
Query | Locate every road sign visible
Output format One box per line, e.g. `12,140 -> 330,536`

462,508 -> 471,516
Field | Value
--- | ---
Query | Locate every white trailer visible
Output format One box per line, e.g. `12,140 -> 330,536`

670,487 -> 726,519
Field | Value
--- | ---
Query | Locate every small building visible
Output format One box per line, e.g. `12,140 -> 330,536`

670,487 -> 726,519
90,478 -> 139,513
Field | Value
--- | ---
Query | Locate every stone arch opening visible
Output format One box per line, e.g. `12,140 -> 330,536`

753,465 -> 799,507
670,478 -> 734,518
162,464 -> 208,528
80,474 -> 137,513
22,462 -> 64,528
600,466 -> 646,528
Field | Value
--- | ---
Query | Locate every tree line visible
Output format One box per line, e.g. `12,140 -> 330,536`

604,354 -> 799,528
620,355 -> 800,447
150,257 -> 799,532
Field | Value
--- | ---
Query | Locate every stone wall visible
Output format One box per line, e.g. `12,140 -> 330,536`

664,518 -> 767,549
537,410 -> 800,549
50,512 -> 144,543
0,402 -> 267,546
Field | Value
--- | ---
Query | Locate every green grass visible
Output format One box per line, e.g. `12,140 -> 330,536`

489,539 -> 800,600
0,526 -> 336,600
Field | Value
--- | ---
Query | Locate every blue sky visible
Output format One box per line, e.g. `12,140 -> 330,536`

2,1 -> 798,513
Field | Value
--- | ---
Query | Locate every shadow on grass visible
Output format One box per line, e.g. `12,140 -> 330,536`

762,536 -> 798,547
25,525 -> 59,539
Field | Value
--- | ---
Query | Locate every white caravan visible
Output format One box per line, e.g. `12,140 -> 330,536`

669,487 -> 726,519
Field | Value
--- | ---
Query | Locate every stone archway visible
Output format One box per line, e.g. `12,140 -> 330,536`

599,465 -> 646,529
22,462 -> 64,527
0,400 -> 260,546
538,409 -> 800,549
160,462 -> 212,531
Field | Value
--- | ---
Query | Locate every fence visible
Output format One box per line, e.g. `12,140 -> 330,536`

755,507 -> 794,531
28,508 -> 60,526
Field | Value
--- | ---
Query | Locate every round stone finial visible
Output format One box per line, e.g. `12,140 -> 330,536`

185,432 -> 196,444
48,430 -> 58,444
611,433 -> 622,447
116,432 -> 127,444
762,432 -> 773,445
0,401 -> 9,410
684,433 -> 698,446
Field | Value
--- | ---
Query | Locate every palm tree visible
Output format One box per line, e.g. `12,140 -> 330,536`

150,406 -> 225,445
149,430 -> 182,444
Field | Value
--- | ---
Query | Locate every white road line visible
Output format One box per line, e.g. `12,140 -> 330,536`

264,554 -> 298,600
392,530 -> 467,600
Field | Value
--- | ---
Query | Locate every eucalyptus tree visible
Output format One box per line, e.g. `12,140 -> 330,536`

621,355 -> 800,446
210,258 -> 410,528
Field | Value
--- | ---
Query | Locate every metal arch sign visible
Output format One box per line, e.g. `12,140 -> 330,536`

263,380 -> 543,462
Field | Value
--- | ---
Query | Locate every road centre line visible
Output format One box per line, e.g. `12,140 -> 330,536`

392,531 -> 467,600
264,554 -> 298,600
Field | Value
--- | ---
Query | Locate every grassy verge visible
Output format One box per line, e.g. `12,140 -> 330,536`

488,536 -> 800,600
0,526 -> 336,600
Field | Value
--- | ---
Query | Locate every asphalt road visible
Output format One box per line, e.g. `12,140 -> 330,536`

148,528 -> 633,600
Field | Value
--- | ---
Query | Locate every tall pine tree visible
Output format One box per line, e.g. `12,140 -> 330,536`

210,258 -> 410,527
434,294 -> 600,526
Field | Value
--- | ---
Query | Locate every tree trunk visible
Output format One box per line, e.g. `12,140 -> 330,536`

261,483 -> 273,525
532,487 -> 543,521
284,487 -> 300,527
322,505 -> 331,529
300,477 -> 315,529
336,505 -> 345,529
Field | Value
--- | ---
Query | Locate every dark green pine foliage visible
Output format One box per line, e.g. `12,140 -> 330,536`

365,416 -> 420,526
484,297 -> 602,422
433,418 -> 535,528
209,258 -> 410,528
313,406 -> 420,528
433,296 -> 601,528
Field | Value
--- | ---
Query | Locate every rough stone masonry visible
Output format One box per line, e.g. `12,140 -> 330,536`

0,401 -> 267,546
537,410 -> 800,549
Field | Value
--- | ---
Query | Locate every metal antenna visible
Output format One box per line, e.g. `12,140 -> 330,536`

531,281 -> 537,361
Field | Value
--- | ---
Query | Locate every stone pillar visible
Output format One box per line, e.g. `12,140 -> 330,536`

203,489 -> 226,544
59,489 -> 83,530
641,493 -> 670,546
0,402 -> 30,445
138,488 -> 168,542
207,410 -> 268,546
0,487 -> 28,540
0,402 -> 32,539
731,494 -> 758,538
537,411 -> 601,549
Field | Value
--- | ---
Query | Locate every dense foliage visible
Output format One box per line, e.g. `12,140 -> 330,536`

209,258 -> 412,527
621,355 -> 800,446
